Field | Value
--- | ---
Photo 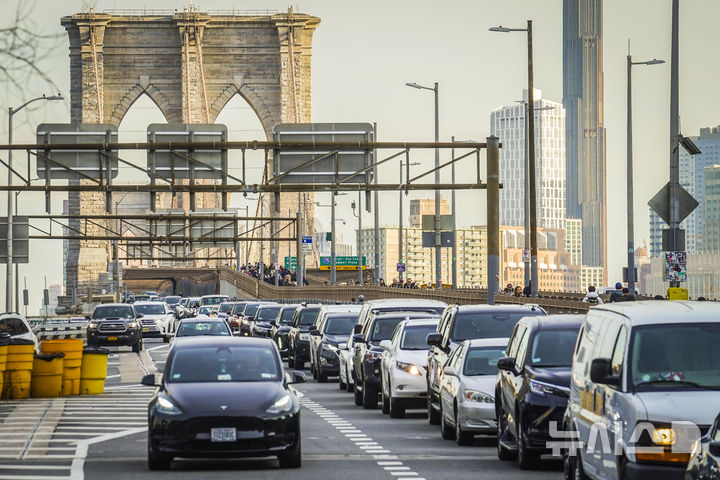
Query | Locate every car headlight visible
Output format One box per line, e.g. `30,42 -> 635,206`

338,343 -> 347,350
87,322 -> 98,329
299,333 -> 310,341
463,389 -> 494,403
266,394 -> 293,414
156,395 -> 182,415
367,351 -> 383,361
396,361 -> 422,375
322,343 -> 337,351
529,379 -> 568,397
127,322 -> 139,328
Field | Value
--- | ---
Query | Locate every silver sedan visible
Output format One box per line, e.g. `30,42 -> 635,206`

438,338 -> 508,445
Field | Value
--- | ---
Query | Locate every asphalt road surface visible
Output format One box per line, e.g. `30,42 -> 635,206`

0,338 -> 563,480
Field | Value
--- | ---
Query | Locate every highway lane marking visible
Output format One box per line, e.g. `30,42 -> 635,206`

298,395 -> 428,479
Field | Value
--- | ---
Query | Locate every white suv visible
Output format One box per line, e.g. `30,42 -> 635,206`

0,313 -> 37,350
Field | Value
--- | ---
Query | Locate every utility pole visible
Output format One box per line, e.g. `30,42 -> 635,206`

451,136 -> 457,290
331,192 -> 337,285
487,136 -> 500,304
373,123 -> 380,284
433,83 -> 441,289
398,158 -> 404,283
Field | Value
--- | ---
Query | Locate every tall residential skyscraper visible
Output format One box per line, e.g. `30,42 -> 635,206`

563,0 -> 606,273
491,89 -> 566,230
702,165 -> 720,253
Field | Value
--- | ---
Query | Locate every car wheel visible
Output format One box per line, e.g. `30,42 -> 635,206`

496,407 -> 517,461
381,382 -> 390,414
455,407 -> 473,446
427,392 -> 440,425
339,375 -> 347,390
517,412 -> 541,470
317,367 -> 328,383
147,434 -> 172,470
278,437 -> 302,468
362,380 -> 378,409
353,383 -> 363,406
295,359 -> 304,370
563,448 -> 589,480
440,403 -> 454,440
389,397 -> 405,419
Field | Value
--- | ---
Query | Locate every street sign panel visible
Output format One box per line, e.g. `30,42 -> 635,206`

396,262 -> 405,272
319,256 -> 367,270
36,123 -> 118,179
189,209 -> 237,247
147,124 -> 227,179
273,123 -> 373,184
421,214 -> 454,231
283,256 -> 298,270
664,251 -> 687,282
648,182 -> 698,225
302,236 -> 312,244
421,231 -> 455,248
522,249 -> 530,263
0,216 -> 29,263
301,235 -> 313,254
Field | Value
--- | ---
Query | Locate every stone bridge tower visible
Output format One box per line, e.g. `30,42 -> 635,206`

61,7 -> 320,290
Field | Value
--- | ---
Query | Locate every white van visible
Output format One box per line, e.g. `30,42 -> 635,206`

563,301 -> 720,480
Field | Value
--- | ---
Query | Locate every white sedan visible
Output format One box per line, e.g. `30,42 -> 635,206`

337,332 -> 356,392
379,317 -> 440,418
438,338 -> 507,445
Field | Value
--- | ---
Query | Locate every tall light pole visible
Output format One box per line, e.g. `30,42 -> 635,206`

490,22 -> 538,297
14,177 -> 41,311
351,193 -> 363,285
6,93 -> 63,312
405,81 -> 440,289
627,53 -> 664,294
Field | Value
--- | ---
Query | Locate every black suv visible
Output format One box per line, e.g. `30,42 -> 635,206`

426,304 -> 547,425
495,314 -> 583,469
251,304 -> 282,338
353,312 -> 438,409
287,304 -> 321,369
271,304 -> 300,357
86,303 -> 144,352
310,312 -> 360,383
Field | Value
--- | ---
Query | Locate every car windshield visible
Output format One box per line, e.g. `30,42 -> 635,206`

201,296 -> 228,306
198,306 -> 213,315
325,315 -> 358,336
219,303 -> 234,313
370,317 -> 404,342
176,322 -> 230,337
529,329 -> 579,367
280,307 -> 298,324
168,345 -> 279,383
133,304 -> 166,315
244,304 -> 260,317
451,311 -> 542,341
401,324 -> 437,350
165,296 -> 181,305
298,308 -> 320,326
231,303 -> 246,315
631,324 -> 720,391
257,307 -> 281,321
93,306 -> 134,319
464,347 -> 505,375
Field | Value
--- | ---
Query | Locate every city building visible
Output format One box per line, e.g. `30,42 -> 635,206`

408,198 -> 450,228
563,0 -> 606,274
648,126 -> 720,257
565,218 -> 582,267
703,165 -> 720,253
491,89 -> 566,230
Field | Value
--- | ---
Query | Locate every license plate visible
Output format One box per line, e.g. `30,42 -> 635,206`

142,328 -> 149,332
107,336 -> 118,341
211,428 -> 236,443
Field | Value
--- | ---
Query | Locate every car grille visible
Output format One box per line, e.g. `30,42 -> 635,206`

98,322 -> 127,333
141,319 -> 157,327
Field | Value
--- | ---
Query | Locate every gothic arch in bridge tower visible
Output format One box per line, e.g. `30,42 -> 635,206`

61,9 -> 320,290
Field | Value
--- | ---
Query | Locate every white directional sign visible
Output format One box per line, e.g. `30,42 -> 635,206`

302,235 -> 313,254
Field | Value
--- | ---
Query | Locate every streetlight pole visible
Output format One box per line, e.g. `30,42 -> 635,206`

490,22 -> 537,297
6,94 -> 63,312
626,52 -> 664,295
331,192 -> 337,285
405,81 -> 440,289
399,160 -> 404,284
352,193 -> 362,285
451,136 -> 457,291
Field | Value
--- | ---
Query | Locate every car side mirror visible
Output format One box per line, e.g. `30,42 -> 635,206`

426,332 -> 443,347
141,374 -> 158,387
443,365 -> 457,376
309,329 -> 321,336
136,313 -> 144,319
352,333 -> 366,344
379,340 -> 392,350
353,324 -> 363,334
288,371 -> 307,384
709,441 -> 720,457
497,357 -> 516,372
85,315 -> 91,320
590,358 -> 619,386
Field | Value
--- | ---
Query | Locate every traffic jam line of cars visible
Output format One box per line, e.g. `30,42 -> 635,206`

55,293 -> 720,478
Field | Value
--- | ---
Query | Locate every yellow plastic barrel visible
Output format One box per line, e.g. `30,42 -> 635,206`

31,354 -> 65,398
5,341 -> 35,399
41,340 -> 83,396
0,339 -> 8,398
80,348 -> 109,395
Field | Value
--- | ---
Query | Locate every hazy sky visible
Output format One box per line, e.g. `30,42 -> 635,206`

2,0 -> 719,310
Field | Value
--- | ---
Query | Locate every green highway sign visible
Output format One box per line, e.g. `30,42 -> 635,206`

319,256 -> 366,270
283,256 -> 297,270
